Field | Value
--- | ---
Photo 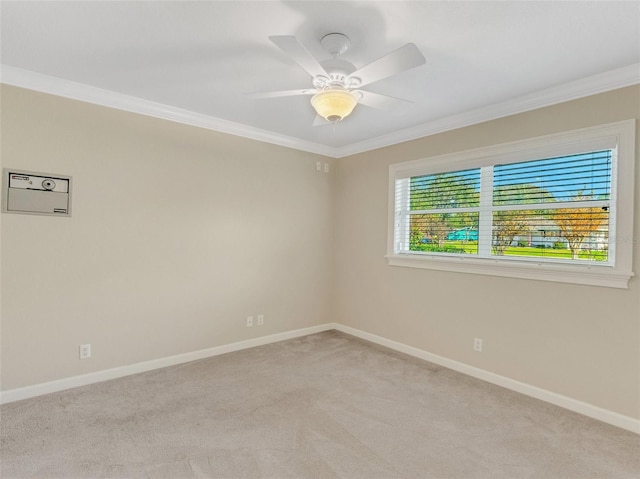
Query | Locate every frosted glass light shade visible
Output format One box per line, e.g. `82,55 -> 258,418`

311,90 -> 358,122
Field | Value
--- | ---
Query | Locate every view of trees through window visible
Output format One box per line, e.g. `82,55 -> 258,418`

404,150 -> 612,262
409,168 -> 480,254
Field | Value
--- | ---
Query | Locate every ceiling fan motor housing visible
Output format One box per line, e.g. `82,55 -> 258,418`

317,34 -> 361,90
313,73 -> 360,91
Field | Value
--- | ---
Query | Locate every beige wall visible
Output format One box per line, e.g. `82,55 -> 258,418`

1,85 -> 334,390
2,83 -> 639,421
333,85 -> 640,419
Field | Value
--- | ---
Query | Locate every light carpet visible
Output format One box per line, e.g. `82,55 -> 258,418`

1,331 -> 638,478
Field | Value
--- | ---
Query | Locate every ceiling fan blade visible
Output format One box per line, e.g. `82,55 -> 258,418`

245,89 -> 316,99
349,43 -> 425,87
269,35 -> 328,78
313,114 -> 330,126
357,90 -> 412,111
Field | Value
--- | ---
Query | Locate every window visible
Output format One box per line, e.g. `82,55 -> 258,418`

387,120 -> 636,288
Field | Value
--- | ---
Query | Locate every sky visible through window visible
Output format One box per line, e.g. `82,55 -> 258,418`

494,150 -> 612,203
409,150 -> 612,209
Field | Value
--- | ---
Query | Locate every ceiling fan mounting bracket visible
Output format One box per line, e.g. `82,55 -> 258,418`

313,71 -> 361,91
321,33 -> 351,57
312,75 -> 330,89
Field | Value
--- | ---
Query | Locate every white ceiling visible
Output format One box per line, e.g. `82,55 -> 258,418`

2,1 -> 639,157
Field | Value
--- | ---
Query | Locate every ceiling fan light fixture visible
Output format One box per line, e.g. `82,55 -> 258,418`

311,89 -> 358,122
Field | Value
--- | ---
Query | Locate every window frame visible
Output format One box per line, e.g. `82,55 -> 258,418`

386,120 -> 636,289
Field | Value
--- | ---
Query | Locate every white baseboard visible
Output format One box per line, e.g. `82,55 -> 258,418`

333,323 -> 640,434
0,323 -> 334,405
2,322 -> 638,434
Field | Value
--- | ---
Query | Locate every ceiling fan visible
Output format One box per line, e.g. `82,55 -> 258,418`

246,33 -> 426,124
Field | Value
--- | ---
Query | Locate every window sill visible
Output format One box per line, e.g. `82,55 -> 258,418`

386,254 -> 633,289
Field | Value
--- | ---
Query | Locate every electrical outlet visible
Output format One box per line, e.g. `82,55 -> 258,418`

79,344 -> 91,359
316,161 -> 322,171
473,338 -> 483,352
246,316 -> 254,327
324,163 -> 329,173
257,314 -> 264,326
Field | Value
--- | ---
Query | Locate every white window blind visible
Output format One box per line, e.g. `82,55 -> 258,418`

388,120 -> 635,288
395,150 -> 613,264
395,168 -> 481,255
492,151 -> 612,262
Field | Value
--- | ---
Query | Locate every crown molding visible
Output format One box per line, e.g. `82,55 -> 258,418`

334,63 -> 640,158
2,63 -> 639,159
0,65 -> 336,158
